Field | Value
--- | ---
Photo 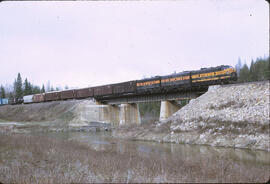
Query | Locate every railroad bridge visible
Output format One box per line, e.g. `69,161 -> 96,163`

92,89 -> 206,125
80,65 -> 235,125
21,65 -> 236,125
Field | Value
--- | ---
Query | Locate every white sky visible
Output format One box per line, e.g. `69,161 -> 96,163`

0,0 -> 269,89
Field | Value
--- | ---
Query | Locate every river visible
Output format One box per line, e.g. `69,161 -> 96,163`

0,121 -> 269,182
29,130 -> 270,167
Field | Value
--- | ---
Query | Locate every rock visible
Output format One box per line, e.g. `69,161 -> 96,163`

164,81 -> 269,151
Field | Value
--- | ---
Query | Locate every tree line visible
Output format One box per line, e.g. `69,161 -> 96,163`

0,73 -> 69,100
235,57 -> 269,82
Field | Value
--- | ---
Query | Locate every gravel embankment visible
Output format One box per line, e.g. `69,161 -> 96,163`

114,81 -> 270,151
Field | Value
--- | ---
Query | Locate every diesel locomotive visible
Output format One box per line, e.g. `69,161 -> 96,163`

21,65 -> 237,104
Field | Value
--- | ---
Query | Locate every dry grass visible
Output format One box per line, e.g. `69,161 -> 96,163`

0,133 -> 269,183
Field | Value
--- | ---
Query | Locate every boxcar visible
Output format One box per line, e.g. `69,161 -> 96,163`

8,98 -> 15,105
33,93 -> 45,103
60,89 -> 76,100
76,87 -> 94,99
113,81 -> 136,95
0,98 -> 9,105
93,85 -> 113,97
23,95 -> 34,104
44,91 -> 61,101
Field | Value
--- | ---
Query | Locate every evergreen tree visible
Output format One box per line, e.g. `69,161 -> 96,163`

237,57 -> 269,83
41,84 -> 45,93
13,79 -> 17,97
139,102 -> 161,117
0,85 -> 6,98
263,57 -> 270,80
249,60 -> 255,81
50,86 -> 54,91
23,78 -> 31,96
255,57 -> 269,80
8,92 -> 14,104
15,73 -> 23,98
32,85 -> 41,94
28,82 -> 33,94
239,64 -> 249,82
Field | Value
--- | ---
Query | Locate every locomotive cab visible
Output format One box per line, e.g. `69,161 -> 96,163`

228,66 -> 237,81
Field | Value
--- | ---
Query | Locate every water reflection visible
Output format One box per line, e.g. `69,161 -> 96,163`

32,131 -> 270,167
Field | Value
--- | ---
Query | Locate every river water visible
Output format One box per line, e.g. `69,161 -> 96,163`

0,120 -> 269,168
30,130 -> 270,168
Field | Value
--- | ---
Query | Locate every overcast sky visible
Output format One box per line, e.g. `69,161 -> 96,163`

0,0 -> 269,89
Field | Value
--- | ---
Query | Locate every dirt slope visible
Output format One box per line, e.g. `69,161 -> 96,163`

0,100 -> 82,122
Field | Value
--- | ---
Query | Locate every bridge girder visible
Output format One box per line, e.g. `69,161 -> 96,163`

97,91 -> 205,105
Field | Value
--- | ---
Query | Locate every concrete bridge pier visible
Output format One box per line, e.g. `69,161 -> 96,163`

120,103 -> 141,126
99,105 -> 120,126
159,101 -> 180,121
94,101 -> 120,126
107,105 -> 120,126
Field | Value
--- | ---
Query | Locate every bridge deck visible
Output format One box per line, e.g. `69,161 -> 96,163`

97,91 -> 206,104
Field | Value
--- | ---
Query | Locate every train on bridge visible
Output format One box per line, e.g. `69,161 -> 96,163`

9,65 -> 237,105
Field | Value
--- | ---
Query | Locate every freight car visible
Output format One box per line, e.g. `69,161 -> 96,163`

0,98 -> 9,105
93,85 -> 113,97
112,81 -> 137,95
33,93 -> 45,103
44,91 -> 61,101
60,89 -> 76,100
75,87 -> 93,99
23,95 -> 34,104
11,98 -> 23,105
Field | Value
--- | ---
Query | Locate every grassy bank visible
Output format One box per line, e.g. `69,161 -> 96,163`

0,133 -> 269,183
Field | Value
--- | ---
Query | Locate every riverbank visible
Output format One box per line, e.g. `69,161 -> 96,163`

113,81 -> 270,151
